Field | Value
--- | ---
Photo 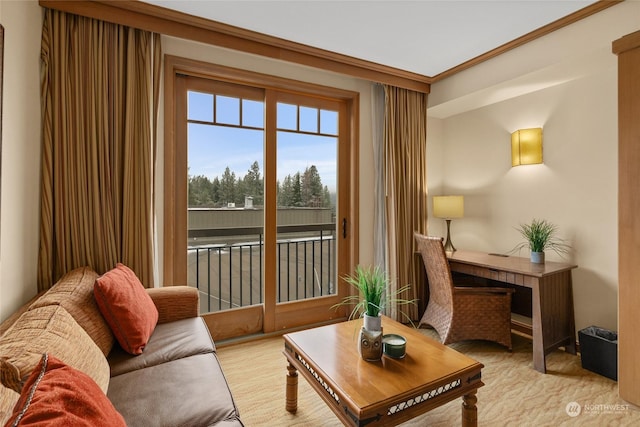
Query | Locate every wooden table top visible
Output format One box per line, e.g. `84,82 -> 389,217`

284,316 -> 483,412
448,250 -> 577,277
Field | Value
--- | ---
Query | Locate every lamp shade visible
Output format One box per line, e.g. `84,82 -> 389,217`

433,196 -> 464,219
511,128 -> 543,166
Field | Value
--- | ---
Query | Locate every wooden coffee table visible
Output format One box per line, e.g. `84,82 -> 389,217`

283,316 -> 484,426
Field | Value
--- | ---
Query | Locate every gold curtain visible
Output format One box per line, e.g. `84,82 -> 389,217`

38,9 -> 161,290
383,85 -> 428,322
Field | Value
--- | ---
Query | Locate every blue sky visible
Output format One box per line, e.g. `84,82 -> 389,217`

187,92 -> 338,191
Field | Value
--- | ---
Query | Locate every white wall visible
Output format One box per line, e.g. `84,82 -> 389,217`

0,0 -> 42,323
427,1 -> 640,333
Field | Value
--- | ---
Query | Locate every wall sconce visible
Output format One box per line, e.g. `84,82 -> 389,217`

511,127 -> 543,166
433,195 -> 464,252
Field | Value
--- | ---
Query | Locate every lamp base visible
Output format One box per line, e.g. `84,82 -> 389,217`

444,219 -> 456,252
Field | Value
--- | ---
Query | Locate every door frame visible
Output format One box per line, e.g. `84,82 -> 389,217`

163,55 -> 360,339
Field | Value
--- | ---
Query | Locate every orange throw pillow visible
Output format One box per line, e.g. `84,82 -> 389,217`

94,263 -> 158,355
4,354 -> 126,427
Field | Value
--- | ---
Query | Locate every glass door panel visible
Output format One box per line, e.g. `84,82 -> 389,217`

173,70 -> 352,339
275,101 -> 338,305
186,88 -> 265,315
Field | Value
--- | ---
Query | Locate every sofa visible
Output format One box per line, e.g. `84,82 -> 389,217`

0,266 -> 244,426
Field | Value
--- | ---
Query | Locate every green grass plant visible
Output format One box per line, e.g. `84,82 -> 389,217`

514,218 -> 571,256
333,265 -> 416,321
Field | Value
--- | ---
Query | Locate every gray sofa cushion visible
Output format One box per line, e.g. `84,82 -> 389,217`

108,317 -> 215,377
108,353 -> 243,427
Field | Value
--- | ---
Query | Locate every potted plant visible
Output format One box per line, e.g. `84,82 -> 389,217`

334,265 -> 415,330
513,218 -> 571,263
332,265 -> 416,361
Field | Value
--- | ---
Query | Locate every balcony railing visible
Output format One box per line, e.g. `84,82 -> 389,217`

188,224 -> 336,313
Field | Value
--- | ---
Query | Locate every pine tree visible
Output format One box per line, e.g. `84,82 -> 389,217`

219,167 -> 236,205
235,176 -> 245,205
211,177 -> 221,206
188,174 -> 214,207
243,161 -> 263,205
301,165 -> 324,207
292,172 -> 302,207
279,175 -> 293,207
190,161 -> 333,209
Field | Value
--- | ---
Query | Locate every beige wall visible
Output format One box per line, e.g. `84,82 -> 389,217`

427,1 -> 640,333
0,0 -> 42,323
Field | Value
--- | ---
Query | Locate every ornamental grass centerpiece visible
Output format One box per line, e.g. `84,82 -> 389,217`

513,218 -> 571,264
333,265 -> 416,361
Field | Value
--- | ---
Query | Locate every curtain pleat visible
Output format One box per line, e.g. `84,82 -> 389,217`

372,84 -> 386,270
151,33 -> 162,285
38,9 -> 160,290
382,85 -> 428,322
38,13 -> 54,289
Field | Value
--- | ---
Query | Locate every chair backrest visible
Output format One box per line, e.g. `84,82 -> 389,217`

414,233 -> 454,311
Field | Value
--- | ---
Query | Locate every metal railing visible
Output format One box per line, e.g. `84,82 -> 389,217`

188,224 -> 336,313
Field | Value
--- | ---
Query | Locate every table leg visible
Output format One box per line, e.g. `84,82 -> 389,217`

531,282 -> 547,373
462,390 -> 478,427
533,272 -> 576,373
565,274 -> 577,355
286,361 -> 298,413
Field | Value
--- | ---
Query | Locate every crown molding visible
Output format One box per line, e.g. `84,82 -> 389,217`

432,0 -> 623,82
613,29 -> 640,55
39,0 -> 431,93
38,0 -> 623,92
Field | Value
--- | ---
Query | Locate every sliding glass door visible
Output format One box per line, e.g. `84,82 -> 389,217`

167,63 -> 355,339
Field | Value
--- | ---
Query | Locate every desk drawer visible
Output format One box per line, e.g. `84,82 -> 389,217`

450,262 -> 493,279
449,262 -> 528,286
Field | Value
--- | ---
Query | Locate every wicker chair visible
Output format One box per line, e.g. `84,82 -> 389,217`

414,233 -> 514,350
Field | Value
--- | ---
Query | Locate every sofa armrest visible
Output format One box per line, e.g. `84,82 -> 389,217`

146,286 -> 199,324
0,291 -> 46,337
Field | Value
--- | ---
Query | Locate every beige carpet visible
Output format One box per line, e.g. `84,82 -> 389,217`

217,328 -> 638,426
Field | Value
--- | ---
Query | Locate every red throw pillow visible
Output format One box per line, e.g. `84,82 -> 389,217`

94,263 -> 158,355
4,354 -> 126,427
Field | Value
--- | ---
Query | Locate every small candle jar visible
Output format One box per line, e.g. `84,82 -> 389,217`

382,334 -> 407,359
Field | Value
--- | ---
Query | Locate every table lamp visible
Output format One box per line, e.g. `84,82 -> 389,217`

433,195 -> 464,252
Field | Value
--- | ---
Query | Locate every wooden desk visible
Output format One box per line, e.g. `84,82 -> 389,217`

447,250 -> 577,374
284,316 -> 484,426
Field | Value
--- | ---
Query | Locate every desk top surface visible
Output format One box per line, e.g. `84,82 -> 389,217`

447,250 -> 577,277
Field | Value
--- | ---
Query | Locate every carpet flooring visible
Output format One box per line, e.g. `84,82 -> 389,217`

216,328 -> 638,426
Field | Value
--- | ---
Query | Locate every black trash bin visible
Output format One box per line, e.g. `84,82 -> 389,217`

578,326 -> 618,381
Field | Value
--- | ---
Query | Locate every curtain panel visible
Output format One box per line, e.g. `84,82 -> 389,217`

382,85 -> 428,322
38,9 -> 161,290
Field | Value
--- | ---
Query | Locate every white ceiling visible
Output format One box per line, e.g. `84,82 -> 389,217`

142,0 -> 598,77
